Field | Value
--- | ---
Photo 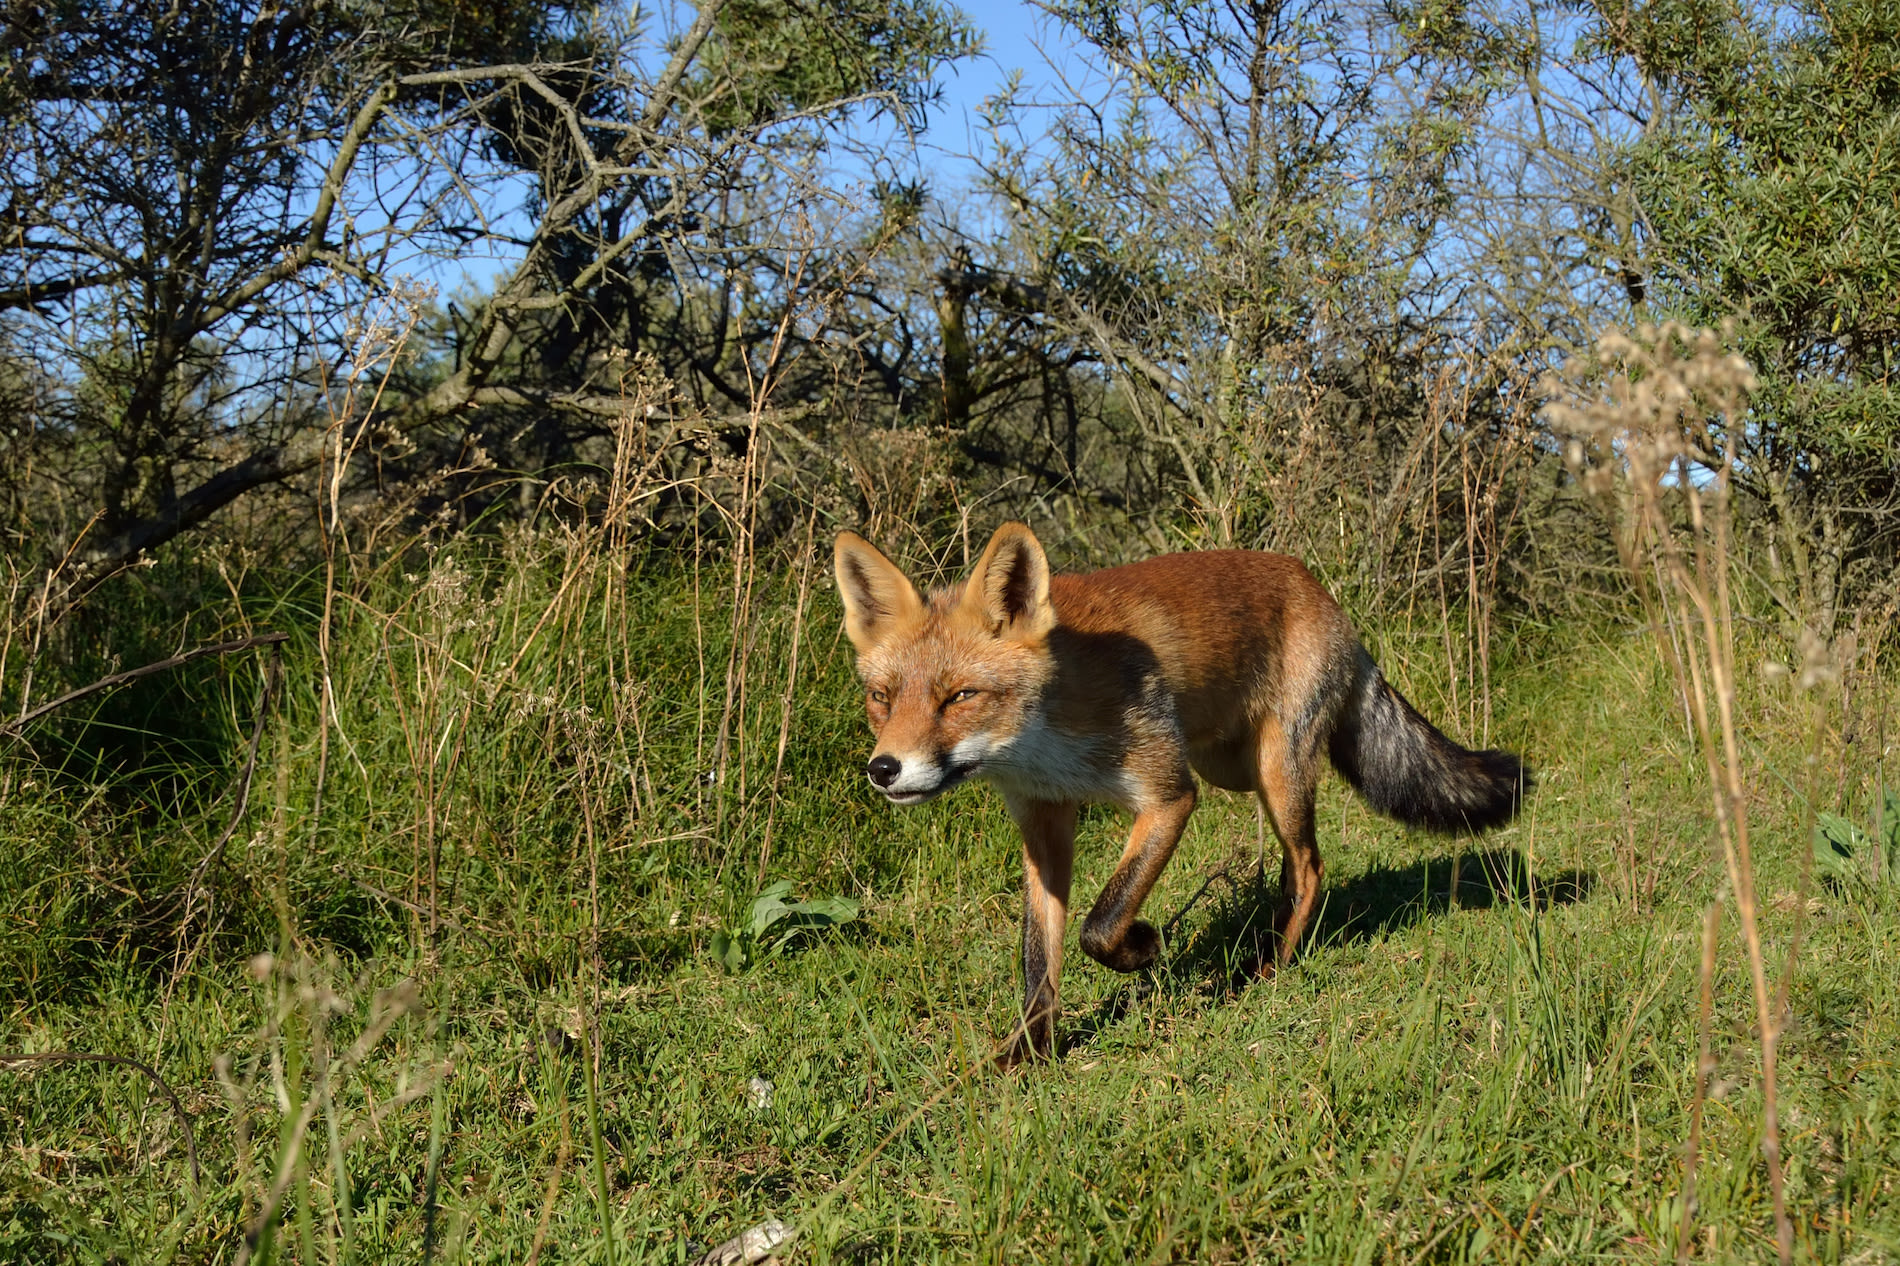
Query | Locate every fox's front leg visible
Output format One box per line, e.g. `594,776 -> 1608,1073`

1080,783 -> 1197,972
998,797 -> 1076,1066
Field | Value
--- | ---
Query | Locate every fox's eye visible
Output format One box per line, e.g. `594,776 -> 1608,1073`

947,688 -> 980,706
869,689 -> 889,705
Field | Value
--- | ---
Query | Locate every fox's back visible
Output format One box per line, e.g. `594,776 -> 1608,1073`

1047,550 -> 1359,748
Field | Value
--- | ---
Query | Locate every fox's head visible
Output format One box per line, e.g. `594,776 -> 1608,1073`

834,523 -> 1057,805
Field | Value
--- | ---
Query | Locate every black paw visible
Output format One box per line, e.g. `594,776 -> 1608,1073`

1083,919 -> 1160,973
993,1025 -> 1056,1071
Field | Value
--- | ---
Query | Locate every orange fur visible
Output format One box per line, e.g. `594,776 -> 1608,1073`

835,523 -> 1529,1064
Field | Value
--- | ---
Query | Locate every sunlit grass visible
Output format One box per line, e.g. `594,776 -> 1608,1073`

2,537 -> 1896,1263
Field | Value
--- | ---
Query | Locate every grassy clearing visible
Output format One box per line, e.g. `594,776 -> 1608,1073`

2,535 -> 1897,1263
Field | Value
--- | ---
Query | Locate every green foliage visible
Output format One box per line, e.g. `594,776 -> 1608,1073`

1814,791 -> 1900,893
1605,0 -> 1900,568
700,0 -> 980,132
364,0 -> 594,75
0,0 -> 983,591
709,880 -> 861,973
3,529 -> 1898,1260
966,0 -> 1579,616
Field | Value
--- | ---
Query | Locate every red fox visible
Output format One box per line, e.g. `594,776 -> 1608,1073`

834,522 -> 1529,1064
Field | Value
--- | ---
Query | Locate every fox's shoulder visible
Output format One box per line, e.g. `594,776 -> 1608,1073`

1042,549 -> 1349,693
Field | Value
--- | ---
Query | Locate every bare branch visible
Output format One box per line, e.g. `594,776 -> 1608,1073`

0,269 -> 129,311
0,1051 -> 202,1187
941,262 -> 1192,403
4,633 -> 290,736
197,79 -> 401,328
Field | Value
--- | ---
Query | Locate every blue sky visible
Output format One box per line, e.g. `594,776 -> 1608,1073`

922,0 -> 1077,181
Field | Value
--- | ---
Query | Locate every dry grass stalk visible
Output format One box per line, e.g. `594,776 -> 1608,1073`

310,280 -> 430,827
1546,322 -> 1797,1263
216,953 -> 430,1266
758,510 -> 820,885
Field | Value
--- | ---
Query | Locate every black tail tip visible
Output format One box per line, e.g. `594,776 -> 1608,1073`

1453,748 -> 1533,834
1395,747 -> 1533,835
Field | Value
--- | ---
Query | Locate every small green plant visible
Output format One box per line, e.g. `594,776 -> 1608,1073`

708,880 -> 860,973
1814,791 -> 1900,892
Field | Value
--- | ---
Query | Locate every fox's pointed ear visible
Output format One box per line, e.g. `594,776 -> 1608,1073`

834,532 -> 924,653
968,522 -> 1055,640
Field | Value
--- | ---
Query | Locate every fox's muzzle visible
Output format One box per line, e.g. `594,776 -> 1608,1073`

864,750 -> 978,804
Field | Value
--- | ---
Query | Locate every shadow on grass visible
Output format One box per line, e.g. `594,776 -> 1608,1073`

1060,847 -> 1594,1055
1310,846 -> 1593,947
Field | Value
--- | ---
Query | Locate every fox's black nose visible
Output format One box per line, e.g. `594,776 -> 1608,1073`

866,755 -> 901,788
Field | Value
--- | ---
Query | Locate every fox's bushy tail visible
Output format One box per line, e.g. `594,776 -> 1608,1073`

1326,650 -> 1529,834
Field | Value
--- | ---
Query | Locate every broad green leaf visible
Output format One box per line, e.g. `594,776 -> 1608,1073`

1814,813 -> 1866,886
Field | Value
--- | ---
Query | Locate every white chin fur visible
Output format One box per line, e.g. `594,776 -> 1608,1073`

950,734 -> 1000,767
878,771 -> 947,799
875,754 -> 980,803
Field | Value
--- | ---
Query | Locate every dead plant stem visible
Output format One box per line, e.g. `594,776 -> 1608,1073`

758,511 -> 818,884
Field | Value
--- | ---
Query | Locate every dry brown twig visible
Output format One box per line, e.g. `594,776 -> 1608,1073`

0,1049 -> 203,1188
0,632 -> 288,738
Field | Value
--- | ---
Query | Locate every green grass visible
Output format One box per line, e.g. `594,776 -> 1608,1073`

2,537 -> 1897,1263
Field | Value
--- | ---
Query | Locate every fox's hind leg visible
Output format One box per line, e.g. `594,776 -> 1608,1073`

1254,716 -> 1326,972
